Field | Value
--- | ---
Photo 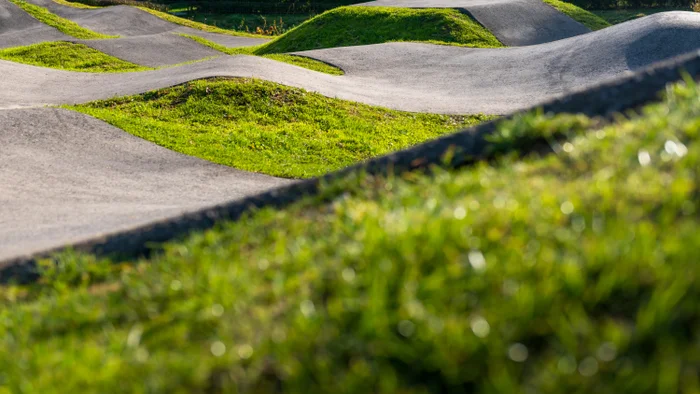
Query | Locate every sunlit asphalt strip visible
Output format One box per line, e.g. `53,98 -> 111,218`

2,49 -> 699,284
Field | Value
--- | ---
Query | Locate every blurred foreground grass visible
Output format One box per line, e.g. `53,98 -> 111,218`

2,78 -> 700,393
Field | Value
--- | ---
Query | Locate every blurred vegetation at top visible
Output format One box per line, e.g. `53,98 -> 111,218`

2,75 -> 700,392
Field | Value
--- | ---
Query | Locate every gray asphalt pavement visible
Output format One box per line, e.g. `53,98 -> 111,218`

3,12 -> 699,114
1,6 -> 700,264
72,33 -> 223,67
0,108 -> 292,262
358,0 -> 592,46
0,0 -> 67,48
22,0 -> 269,47
0,0 -> 267,67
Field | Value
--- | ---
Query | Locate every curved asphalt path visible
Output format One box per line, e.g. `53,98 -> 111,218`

22,0 -> 269,47
2,10 -> 700,263
0,0 -> 267,66
0,108 -> 291,262
358,0 -> 591,46
0,0 -> 68,48
2,12 -> 700,114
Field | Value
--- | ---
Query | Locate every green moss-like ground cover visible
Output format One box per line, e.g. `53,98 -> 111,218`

71,78 -> 489,178
8,0 -> 117,39
255,6 -> 503,53
3,77 -> 700,393
0,42 -> 150,72
542,0 -> 611,30
183,6 -> 503,60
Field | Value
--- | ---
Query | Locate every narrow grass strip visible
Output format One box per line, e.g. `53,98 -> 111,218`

70,78 -> 491,178
542,0 -> 611,30
0,41 -> 151,72
51,0 -> 98,9
137,7 -> 266,38
179,33 -> 344,75
8,0 -> 117,39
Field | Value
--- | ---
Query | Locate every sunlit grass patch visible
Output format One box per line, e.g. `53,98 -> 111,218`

0,41 -> 150,72
70,78 -> 489,178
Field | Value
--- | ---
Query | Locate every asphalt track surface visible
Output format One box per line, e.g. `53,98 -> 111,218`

0,0 -> 67,48
2,12 -> 700,114
0,108 -> 292,262
358,0 -> 591,46
1,3 -> 700,264
0,0 -> 267,66
22,0 -> 270,46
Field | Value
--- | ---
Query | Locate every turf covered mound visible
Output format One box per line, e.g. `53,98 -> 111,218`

357,0 -> 591,46
2,73 -> 700,394
254,6 -> 503,54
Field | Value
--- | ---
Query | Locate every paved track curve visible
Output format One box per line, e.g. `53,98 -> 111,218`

22,0 -> 269,47
0,0 -> 266,66
2,12 -> 699,114
0,108 -> 292,262
2,6 -> 700,263
358,0 -> 591,46
0,0 -> 67,48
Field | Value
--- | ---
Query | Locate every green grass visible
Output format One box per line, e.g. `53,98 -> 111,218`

0,42 -> 151,72
179,33 -> 345,75
543,0 -> 612,30
70,78 -> 489,178
4,77 -> 700,392
177,12 -> 312,36
180,6 -> 502,74
137,6 -> 266,38
8,0 -> 117,39
255,6 -> 503,54
592,7 -> 692,24
51,0 -> 98,8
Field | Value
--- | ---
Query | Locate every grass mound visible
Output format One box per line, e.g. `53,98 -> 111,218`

180,6 -> 502,74
0,41 -> 150,72
71,78 -> 489,178
3,77 -> 700,392
543,0 -> 611,30
256,6 -> 503,54
8,0 -> 117,39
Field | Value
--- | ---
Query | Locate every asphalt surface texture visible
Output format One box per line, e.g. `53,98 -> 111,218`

22,0 -> 269,47
2,12 -> 700,114
0,0 -> 267,66
0,108 -> 292,262
358,0 -> 592,46
0,0 -> 68,48
1,0 -> 700,264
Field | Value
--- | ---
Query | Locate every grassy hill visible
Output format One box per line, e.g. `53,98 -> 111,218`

2,77 -> 699,393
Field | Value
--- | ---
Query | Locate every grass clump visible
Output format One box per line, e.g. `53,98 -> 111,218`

137,7 -> 266,38
8,0 -> 117,39
543,0 -> 611,30
0,42 -> 150,72
70,78 -> 489,178
51,0 -> 98,8
256,6 -> 503,54
4,77 -> 700,392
